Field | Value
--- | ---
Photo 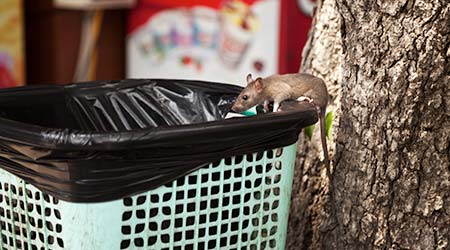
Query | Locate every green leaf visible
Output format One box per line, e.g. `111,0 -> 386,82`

325,111 -> 333,139
304,124 -> 315,140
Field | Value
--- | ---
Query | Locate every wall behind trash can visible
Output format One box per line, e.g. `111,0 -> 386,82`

22,0 -> 313,86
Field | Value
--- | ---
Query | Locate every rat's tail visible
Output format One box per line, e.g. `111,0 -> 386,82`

319,107 -> 341,248
319,108 -> 330,172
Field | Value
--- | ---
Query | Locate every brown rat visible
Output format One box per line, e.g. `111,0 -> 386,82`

232,73 -> 340,246
231,73 -> 330,172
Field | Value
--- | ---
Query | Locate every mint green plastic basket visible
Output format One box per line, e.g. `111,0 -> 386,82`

0,143 -> 297,250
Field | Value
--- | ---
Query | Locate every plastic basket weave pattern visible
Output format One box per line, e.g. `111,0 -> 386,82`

0,144 -> 297,250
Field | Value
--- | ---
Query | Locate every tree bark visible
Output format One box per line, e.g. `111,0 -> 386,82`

288,0 -> 450,249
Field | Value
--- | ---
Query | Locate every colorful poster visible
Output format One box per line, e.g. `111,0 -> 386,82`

0,0 -> 25,88
127,0 -> 279,87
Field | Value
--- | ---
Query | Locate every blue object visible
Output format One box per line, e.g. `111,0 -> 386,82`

241,106 -> 258,116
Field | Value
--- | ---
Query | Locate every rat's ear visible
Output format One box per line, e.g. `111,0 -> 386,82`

254,78 -> 263,92
246,73 -> 253,84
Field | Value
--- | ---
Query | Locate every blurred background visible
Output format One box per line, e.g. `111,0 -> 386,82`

1,0 -> 314,87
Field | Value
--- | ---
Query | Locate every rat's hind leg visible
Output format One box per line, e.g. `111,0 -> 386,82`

297,96 -> 313,103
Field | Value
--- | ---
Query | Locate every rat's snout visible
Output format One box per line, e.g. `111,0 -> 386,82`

231,103 -> 242,113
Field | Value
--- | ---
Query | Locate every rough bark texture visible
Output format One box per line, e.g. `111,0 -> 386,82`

287,0 -> 450,249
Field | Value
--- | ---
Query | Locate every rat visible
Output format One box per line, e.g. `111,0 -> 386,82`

231,73 -> 330,171
231,72 -> 341,247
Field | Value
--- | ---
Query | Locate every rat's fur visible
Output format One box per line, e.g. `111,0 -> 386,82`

231,73 -> 330,174
232,73 -> 328,113
232,73 -> 337,246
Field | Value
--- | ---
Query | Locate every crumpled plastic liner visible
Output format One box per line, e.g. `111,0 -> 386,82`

0,79 -> 317,202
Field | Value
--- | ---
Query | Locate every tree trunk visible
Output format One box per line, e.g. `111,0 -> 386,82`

287,0 -> 450,249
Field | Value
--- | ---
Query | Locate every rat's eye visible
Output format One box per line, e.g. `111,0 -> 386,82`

242,95 -> 248,100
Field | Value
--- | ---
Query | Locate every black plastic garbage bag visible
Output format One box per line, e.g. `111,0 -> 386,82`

0,79 -> 317,202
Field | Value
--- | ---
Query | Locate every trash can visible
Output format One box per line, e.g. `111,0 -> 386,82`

0,79 -> 317,250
